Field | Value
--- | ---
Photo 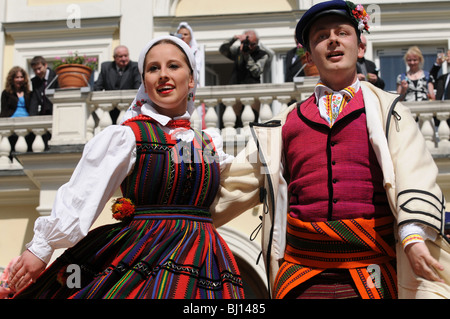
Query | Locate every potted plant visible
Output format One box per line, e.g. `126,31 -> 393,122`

53,51 -> 98,88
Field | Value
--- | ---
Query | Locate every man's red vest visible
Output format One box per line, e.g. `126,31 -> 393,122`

282,90 -> 391,222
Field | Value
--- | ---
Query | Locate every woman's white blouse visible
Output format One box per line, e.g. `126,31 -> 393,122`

27,122 -> 233,264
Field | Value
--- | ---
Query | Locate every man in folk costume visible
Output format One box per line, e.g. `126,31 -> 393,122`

211,0 -> 450,299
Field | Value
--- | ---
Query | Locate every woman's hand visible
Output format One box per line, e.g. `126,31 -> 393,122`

8,250 -> 46,293
404,241 -> 445,283
400,79 -> 409,91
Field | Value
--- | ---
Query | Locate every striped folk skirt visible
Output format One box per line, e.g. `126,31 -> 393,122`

14,210 -> 245,299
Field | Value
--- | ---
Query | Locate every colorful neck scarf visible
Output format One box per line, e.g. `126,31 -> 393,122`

315,81 -> 359,127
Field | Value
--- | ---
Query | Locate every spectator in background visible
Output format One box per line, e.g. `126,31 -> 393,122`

176,22 -> 206,128
430,50 -> 450,101
94,45 -> 141,91
219,30 -> 269,84
397,46 -> 435,101
30,56 -> 58,116
284,37 -> 305,82
1,66 -> 34,154
356,35 -> 385,89
94,45 -> 141,123
176,22 -> 204,86
219,30 -> 269,127
1,66 -> 32,117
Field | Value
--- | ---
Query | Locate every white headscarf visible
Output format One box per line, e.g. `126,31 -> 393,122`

120,35 -> 198,124
176,21 -> 203,86
177,21 -> 199,53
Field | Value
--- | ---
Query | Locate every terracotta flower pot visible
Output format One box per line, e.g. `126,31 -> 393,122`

300,55 -> 319,76
55,64 -> 92,88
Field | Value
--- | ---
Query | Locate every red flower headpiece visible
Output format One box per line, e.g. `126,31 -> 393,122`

111,197 -> 135,220
346,1 -> 370,33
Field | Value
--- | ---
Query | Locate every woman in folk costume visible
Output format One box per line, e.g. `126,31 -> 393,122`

211,0 -> 450,299
8,35 -> 244,299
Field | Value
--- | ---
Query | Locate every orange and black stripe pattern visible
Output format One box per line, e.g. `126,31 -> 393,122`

274,214 -> 398,299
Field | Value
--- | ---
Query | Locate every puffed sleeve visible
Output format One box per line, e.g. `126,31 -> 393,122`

203,128 -> 234,170
26,125 -> 137,264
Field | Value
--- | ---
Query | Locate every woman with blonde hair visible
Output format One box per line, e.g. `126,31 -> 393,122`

397,46 -> 435,101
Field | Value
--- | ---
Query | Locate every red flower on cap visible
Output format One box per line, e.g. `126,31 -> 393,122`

347,1 -> 370,32
295,0 -> 370,48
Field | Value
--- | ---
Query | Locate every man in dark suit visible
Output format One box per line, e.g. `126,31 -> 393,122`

435,73 -> 450,100
356,35 -> 385,89
30,56 -> 59,115
94,45 -> 141,91
28,56 -> 58,150
284,41 -> 305,82
430,51 -> 450,100
94,45 -> 141,123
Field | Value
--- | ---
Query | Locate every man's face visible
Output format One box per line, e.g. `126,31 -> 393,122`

114,47 -> 130,69
360,35 -> 367,55
305,15 -> 364,89
32,63 -> 47,79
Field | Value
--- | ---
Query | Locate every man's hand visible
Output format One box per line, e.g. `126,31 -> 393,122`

358,73 -> 379,84
357,73 -> 366,81
366,73 -> 378,84
404,242 -> 445,283
234,34 -> 247,42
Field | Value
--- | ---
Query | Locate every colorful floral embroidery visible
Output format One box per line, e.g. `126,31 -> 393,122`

346,1 -> 370,33
401,234 -> 424,248
321,85 -> 356,127
125,99 -> 146,113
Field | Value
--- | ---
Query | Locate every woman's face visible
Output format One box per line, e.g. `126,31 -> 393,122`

13,71 -> 25,91
177,27 -> 192,46
143,42 -> 194,118
406,54 -> 421,71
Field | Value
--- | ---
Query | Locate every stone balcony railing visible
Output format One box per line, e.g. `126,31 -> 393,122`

2,78 -> 450,170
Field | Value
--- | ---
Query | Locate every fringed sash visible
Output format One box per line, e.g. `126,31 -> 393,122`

273,214 -> 398,299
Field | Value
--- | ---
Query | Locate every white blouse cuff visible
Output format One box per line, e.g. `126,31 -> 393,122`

399,222 -> 438,250
26,236 -> 54,264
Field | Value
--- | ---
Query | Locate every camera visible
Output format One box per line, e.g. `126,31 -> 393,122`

170,32 -> 183,39
242,36 -> 251,53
